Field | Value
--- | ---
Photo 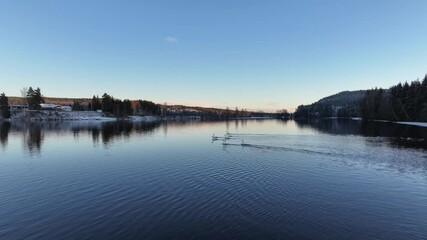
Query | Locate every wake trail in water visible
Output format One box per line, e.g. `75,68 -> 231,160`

222,142 -> 364,159
229,133 -> 288,137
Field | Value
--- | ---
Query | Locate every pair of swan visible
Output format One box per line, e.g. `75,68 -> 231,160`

212,133 -> 232,140
221,139 -> 248,146
212,132 -> 248,146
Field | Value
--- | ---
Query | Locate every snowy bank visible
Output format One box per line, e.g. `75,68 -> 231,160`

396,122 -> 427,128
11,110 -> 116,122
351,117 -> 427,128
10,110 -> 160,122
127,115 -> 159,122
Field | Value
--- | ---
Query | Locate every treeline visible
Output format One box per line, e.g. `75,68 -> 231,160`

294,104 -> 334,119
86,93 -> 133,116
0,87 -> 162,118
276,109 -> 291,119
222,107 -> 250,119
84,94 -> 161,116
294,104 -> 360,119
165,106 -> 252,119
136,100 -> 161,116
361,75 -> 427,121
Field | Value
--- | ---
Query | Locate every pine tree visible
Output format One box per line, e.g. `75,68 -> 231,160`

91,95 -> 102,111
137,100 -> 160,116
123,100 -> 133,116
0,93 -> 11,118
101,93 -> 114,114
72,101 -> 83,111
26,87 -> 44,110
26,87 -> 35,109
420,75 -> 427,121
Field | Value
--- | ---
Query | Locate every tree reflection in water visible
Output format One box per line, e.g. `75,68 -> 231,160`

294,119 -> 427,149
1,119 -> 427,155
0,121 -> 11,148
0,121 -> 162,154
86,121 -> 161,146
26,124 -> 43,154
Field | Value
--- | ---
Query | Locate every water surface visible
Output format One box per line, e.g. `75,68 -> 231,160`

0,119 -> 426,240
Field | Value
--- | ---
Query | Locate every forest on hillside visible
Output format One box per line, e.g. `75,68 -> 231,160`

294,74 -> 427,122
360,75 -> 427,122
293,91 -> 365,119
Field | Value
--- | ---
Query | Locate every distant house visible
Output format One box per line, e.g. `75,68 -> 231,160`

40,104 -> 72,111
40,104 -> 61,110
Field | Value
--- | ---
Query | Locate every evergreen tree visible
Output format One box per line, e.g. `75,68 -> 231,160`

72,101 -> 84,111
123,99 -> 133,116
91,95 -> 102,111
113,99 -> 123,116
420,75 -> 427,121
101,93 -> 114,114
225,107 -> 231,119
26,87 -> 44,110
137,100 -> 161,116
0,93 -> 11,118
360,88 -> 386,120
26,87 -> 34,108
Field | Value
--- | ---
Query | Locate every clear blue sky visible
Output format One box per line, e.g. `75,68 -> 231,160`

1,0 -> 426,111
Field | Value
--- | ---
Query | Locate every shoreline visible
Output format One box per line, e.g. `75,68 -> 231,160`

5,110 -> 160,123
351,117 -> 427,128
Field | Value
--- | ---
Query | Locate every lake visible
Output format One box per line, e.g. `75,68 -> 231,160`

0,119 -> 426,240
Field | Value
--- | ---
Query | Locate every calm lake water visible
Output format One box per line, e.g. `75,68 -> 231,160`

0,119 -> 426,240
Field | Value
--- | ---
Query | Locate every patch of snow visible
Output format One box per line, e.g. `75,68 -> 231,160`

396,122 -> 427,128
351,118 -> 427,128
128,115 -> 159,122
10,110 -> 117,122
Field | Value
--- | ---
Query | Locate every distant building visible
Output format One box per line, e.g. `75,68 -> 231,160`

40,104 -> 72,111
40,104 -> 61,110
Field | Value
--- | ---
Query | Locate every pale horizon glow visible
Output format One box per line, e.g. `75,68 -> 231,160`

1,0 -> 427,112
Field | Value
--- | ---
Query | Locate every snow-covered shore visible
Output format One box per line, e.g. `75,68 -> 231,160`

10,110 -> 116,121
351,117 -> 427,128
127,115 -> 159,122
9,110 -> 159,122
396,122 -> 427,128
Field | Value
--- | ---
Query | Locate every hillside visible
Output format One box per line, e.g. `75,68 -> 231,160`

317,90 -> 366,106
294,90 -> 367,119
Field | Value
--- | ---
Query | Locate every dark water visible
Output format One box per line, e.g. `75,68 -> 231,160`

0,119 -> 426,240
